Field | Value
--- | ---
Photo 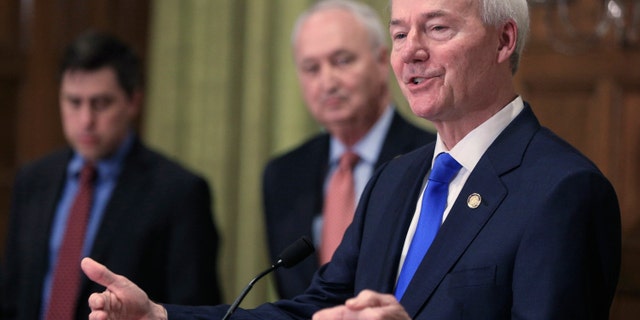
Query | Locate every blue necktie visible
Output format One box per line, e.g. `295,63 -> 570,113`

394,152 -> 462,300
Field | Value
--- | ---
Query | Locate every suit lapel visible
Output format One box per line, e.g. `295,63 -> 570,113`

30,151 -> 70,291
15,150 -> 71,320
306,135 -> 330,234
300,136 -> 330,266
89,141 -> 150,262
377,111 -> 411,167
400,160 -> 508,316
350,144 -> 435,296
37,153 -> 71,240
380,148 -> 435,293
399,105 -> 541,317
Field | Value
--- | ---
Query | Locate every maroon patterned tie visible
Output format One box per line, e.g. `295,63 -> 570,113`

320,151 -> 360,264
45,163 -> 96,320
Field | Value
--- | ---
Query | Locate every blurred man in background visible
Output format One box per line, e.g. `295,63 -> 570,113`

262,0 -> 436,299
0,31 -> 222,320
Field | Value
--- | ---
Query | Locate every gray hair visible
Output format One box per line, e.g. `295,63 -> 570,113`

291,0 -> 388,53
480,0 -> 530,74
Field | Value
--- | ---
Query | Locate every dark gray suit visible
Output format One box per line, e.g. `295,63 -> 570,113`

1,139 -> 222,320
262,110 -> 436,299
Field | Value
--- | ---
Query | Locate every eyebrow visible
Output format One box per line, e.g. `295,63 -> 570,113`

389,10 -> 448,27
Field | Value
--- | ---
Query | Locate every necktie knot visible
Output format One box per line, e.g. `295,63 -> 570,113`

428,153 -> 461,184
338,151 -> 360,171
79,162 -> 97,185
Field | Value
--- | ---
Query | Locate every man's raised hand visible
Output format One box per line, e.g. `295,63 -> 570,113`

80,257 -> 167,320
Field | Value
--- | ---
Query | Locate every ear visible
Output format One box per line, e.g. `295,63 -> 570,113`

376,46 -> 390,75
127,90 -> 143,118
377,46 -> 389,64
497,19 -> 517,64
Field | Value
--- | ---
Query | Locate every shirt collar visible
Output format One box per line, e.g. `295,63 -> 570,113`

329,105 -> 394,165
434,96 -> 525,171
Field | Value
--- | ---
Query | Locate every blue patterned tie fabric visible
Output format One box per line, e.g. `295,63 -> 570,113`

394,152 -> 462,300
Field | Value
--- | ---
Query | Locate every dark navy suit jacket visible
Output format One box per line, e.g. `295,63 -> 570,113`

1,139 -> 222,320
168,105 -> 621,319
262,109 -> 435,299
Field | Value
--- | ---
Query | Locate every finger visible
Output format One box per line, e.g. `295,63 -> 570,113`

88,310 -> 109,320
346,290 -> 399,309
312,305 -> 348,320
81,257 -> 120,289
88,292 -> 107,311
355,305 -> 410,320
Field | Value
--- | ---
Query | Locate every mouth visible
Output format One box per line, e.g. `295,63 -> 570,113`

78,134 -> 98,145
410,77 -> 426,85
322,97 -> 343,107
320,93 -> 347,106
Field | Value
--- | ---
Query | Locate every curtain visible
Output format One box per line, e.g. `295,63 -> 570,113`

143,0 -> 425,307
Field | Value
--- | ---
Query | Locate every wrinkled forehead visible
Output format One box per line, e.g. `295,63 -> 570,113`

390,0 -> 483,29
389,0 -> 480,15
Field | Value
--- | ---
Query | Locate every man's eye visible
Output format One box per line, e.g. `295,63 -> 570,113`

91,97 -> 114,111
428,25 -> 455,40
68,99 -> 82,108
334,55 -> 354,67
392,32 -> 407,41
301,64 -> 319,75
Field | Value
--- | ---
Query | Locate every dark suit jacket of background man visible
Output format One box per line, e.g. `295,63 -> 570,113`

166,104 -> 620,319
1,138 -> 222,320
262,109 -> 436,299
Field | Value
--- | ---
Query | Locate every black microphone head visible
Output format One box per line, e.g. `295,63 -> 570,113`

276,236 -> 315,268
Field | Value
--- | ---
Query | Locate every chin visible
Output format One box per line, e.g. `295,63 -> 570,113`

408,96 -> 448,120
76,148 -> 102,162
409,104 -> 435,120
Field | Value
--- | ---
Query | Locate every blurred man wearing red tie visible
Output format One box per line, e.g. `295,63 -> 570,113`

262,0 -> 435,299
0,31 -> 222,320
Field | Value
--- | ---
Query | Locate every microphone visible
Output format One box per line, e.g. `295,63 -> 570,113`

221,236 -> 315,320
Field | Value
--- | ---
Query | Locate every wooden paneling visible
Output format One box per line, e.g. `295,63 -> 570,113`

0,0 -> 21,256
517,5 -> 640,319
0,0 -> 19,47
615,93 -> 640,318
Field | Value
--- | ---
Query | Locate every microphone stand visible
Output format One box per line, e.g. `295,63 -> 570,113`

221,259 -> 283,320
221,236 -> 313,320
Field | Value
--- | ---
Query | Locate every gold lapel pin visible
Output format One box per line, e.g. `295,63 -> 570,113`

467,193 -> 481,209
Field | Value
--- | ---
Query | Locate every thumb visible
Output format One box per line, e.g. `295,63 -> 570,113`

81,257 -> 120,289
81,257 -> 159,319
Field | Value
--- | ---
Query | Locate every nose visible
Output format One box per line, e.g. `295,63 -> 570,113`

78,105 -> 97,128
318,64 -> 339,93
400,30 -> 429,63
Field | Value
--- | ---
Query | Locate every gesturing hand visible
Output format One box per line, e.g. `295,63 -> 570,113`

80,257 -> 168,320
312,290 -> 410,320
